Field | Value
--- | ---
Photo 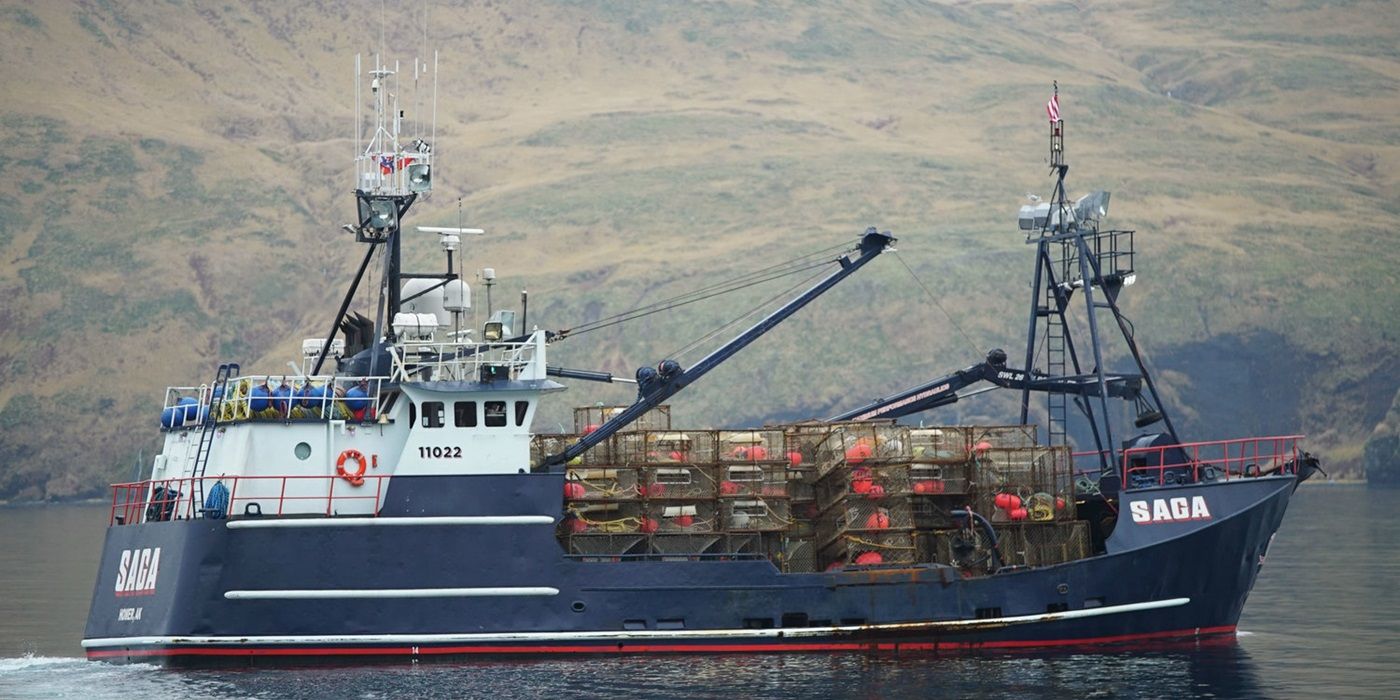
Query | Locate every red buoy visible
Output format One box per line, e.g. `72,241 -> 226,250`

567,517 -> 588,533
639,517 -> 659,533
787,451 -> 803,467
583,424 -> 600,435
564,482 -> 586,499
864,510 -> 891,529
669,450 -> 688,462
867,484 -> 886,499
845,441 -> 874,464
974,440 -> 994,454
994,493 -> 1022,510
1056,496 -> 1067,510
854,551 -> 883,565
675,514 -> 694,528
642,483 -> 665,498
1009,507 -> 1028,521
719,480 -> 741,495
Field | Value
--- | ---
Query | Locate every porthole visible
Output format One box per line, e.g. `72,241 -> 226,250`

571,600 -> 586,613
294,442 -> 312,460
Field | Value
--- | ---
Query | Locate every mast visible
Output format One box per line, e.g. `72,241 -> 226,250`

1017,84 -> 1178,473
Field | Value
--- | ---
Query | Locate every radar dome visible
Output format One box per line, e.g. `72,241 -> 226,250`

401,278 -> 451,328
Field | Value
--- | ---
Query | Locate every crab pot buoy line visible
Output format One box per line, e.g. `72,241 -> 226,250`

854,551 -> 884,565
563,482 -> 586,499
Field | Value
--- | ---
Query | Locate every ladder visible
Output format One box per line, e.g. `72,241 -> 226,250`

1043,273 -> 1069,450
191,362 -> 239,513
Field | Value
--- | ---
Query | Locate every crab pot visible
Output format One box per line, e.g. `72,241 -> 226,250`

815,464 -> 916,511
969,425 -> 1039,450
908,427 -> 973,462
908,463 -> 971,496
787,469 -> 817,502
784,422 -> 910,479
723,532 -> 764,556
649,534 -> 724,556
574,405 -> 671,434
972,446 -> 1076,521
565,467 -> 641,500
819,498 -> 916,540
910,497 -> 959,529
645,501 -> 718,533
563,501 -> 646,533
819,531 -> 919,568
720,497 -> 791,532
641,464 -> 717,500
613,430 -> 719,466
772,536 -> 817,573
532,434 -> 615,467
718,430 -> 786,464
718,463 -> 791,498
565,534 -> 648,558
995,521 -> 1091,567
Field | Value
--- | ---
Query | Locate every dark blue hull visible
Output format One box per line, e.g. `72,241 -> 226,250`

82,473 -> 1297,665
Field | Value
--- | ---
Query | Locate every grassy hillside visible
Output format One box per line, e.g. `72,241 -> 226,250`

0,0 -> 1397,499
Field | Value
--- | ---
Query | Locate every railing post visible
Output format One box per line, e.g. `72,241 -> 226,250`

278,476 -> 288,516
326,475 -> 335,516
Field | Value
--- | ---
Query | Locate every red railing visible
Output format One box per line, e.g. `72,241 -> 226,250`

1120,435 -> 1304,488
108,475 -> 388,526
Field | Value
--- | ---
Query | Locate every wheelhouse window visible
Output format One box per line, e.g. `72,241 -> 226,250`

514,401 -> 530,427
422,401 -> 445,428
484,401 -> 507,427
454,401 -> 477,428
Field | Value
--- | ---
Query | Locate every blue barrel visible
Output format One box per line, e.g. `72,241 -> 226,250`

161,406 -> 179,428
296,383 -> 314,408
177,396 -> 200,423
271,384 -> 292,413
249,384 -> 271,412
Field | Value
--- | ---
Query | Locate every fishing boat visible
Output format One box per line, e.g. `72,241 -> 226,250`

81,58 -> 1318,665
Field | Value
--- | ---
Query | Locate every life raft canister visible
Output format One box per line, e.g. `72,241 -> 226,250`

336,449 -> 368,487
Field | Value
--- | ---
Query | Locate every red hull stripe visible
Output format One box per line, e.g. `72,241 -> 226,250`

87,625 -> 1236,658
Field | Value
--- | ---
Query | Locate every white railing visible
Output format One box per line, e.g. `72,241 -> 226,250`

390,338 -> 541,383
160,375 -> 393,428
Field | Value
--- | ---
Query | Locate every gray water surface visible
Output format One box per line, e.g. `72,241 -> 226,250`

0,485 -> 1395,699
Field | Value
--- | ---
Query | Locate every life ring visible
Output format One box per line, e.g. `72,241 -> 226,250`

336,449 -> 367,487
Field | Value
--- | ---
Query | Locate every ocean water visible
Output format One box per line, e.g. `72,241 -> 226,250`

1,485 -> 1395,699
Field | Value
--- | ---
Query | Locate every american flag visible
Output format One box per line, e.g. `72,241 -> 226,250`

1046,93 -> 1060,123
379,155 -> 395,175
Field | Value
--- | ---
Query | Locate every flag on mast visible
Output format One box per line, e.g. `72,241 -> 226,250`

1046,92 -> 1060,123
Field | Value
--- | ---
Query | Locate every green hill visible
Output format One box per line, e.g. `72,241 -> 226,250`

1,0 -> 1398,500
